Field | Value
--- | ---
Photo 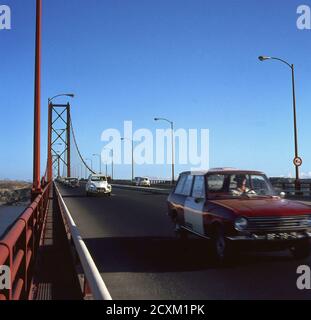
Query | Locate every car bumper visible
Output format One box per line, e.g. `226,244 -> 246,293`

225,232 -> 311,251
227,231 -> 311,241
88,188 -> 111,194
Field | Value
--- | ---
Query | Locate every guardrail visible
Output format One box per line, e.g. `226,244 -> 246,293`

0,182 -> 51,300
113,182 -> 311,198
113,179 -> 174,189
272,182 -> 311,197
54,183 -> 112,300
112,184 -> 171,195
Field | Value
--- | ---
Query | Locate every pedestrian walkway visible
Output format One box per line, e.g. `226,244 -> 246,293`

30,188 -> 82,300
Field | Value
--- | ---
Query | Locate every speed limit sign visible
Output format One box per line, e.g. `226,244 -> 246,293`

293,157 -> 302,167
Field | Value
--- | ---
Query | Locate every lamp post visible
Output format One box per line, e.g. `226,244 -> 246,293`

121,138 -> 134,181
103,148 -> 114,180
258,56 -> 301,191
93,153 -> 102,174
154,117 -> 175,184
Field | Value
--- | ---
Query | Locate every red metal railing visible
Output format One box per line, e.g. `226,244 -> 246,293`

0,182 -> 51,300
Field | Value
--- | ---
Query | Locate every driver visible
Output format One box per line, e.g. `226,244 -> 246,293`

231,174 -> 255,196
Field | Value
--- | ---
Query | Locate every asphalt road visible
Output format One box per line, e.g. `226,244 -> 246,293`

59,184 -> 311,300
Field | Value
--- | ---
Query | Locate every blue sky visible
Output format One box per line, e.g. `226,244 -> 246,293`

1,0 -> 311,180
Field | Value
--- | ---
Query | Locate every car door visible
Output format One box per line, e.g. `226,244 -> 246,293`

170,174 -> 191,224
184,175 -> 206,235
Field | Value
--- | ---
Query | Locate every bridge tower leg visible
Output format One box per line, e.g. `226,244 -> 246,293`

66,103 -> 71,178
47,103 -> 52,182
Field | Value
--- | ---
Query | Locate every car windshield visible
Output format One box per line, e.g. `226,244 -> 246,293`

207,173 -> 276,199
91,176 -> 107,182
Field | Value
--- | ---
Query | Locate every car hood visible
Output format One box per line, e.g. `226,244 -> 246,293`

209,198 -> 311,217
90,181 -> 108,188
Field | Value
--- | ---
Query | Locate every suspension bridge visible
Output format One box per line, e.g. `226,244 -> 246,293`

1,0 -> 311,301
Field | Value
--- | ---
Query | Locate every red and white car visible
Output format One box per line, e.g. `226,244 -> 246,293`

167,168 -> 311,262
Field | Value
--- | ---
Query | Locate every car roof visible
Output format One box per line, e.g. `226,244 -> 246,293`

179,168 -> 265,176
90,174 -> 107,177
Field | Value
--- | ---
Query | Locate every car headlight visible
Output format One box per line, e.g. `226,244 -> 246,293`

234,217 -> 248,231
90,184 -> 97,189
107,185 -> 111,189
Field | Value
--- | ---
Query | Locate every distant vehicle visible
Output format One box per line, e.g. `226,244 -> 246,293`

86,174 -> 112,196
167,168 -> 311,262
62,177 -> 79,188
70,178 -> 80,188
63,177 -> 71,187
133,177 -> 151,187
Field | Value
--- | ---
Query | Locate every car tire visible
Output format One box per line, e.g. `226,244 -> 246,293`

210,225 -> 233,264
290,240 -> 311,260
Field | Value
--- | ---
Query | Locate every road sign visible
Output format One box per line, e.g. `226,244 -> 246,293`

293,157 -> 302,167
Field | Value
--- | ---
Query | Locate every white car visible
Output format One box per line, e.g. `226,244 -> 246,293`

134,177 -> 151,187
86,174 -> 112,196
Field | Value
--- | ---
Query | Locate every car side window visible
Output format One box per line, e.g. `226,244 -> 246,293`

192,175 -> 205,199
180,175 -> 194,196
207,174 -> 225,192
174,175 -> 187,194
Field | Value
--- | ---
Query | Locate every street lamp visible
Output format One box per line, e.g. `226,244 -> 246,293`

93,153 -> 102,174
48,93 -> 75,104
104,148 -> 114,180
154,117 -> 175,184
258,55 -> 301,191
121,138 -> 134,181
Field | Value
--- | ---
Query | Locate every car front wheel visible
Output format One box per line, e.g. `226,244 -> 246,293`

210,226 -> 233,264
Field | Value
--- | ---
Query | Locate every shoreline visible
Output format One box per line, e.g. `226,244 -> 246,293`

0,181 -> 31,206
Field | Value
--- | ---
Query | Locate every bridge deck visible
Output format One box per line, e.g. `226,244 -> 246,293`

58,184 -> 311,300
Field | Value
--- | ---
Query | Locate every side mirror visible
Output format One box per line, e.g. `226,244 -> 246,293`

280,192 -> 286,199
195,197 -> 204,204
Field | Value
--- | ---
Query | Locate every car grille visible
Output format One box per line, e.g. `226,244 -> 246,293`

246,215 -> 310,232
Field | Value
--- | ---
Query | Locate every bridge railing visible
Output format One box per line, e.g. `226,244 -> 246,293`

0,182 -> 51,300
271,182 -> 311,196
54,183 -> 112,300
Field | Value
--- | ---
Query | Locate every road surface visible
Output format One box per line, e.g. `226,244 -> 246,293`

59,184 -> 311,300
